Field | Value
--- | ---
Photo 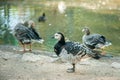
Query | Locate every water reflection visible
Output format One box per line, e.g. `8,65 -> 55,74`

0,1 -> 35,45
0,0 -> 120,55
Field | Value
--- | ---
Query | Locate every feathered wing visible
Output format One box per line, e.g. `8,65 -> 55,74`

64,42 -> 85,56
14,23 -> 40,42
65,42 -> 100,59
29,27 -> 42,40
83,34 -> 106,49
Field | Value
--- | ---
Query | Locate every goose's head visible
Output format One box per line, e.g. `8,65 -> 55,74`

82,27 -> 90,35
53,32 -> 65,44
54,32 -> 63,40
23,20 -> 35,28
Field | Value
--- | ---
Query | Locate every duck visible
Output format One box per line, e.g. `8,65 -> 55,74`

14,20 -> 44,52
53,32 -> 100,73
38,13 -> 46,22
82,27 -> 112,55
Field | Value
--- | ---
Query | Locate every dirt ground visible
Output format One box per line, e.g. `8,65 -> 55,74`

0,45 -> 120,80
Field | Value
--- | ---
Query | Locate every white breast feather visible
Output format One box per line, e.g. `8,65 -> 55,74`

59,48 -> 84,63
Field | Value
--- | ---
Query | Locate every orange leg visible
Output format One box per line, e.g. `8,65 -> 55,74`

22,44 -> 26,52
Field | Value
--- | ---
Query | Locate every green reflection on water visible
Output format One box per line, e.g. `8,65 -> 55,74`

0,1 -> 120,55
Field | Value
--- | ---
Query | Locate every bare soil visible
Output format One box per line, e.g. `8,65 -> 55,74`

0,45 -> 120,80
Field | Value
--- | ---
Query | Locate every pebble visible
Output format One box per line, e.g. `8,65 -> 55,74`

111,62 -> 120,69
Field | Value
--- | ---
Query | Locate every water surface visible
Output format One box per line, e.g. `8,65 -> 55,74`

0,0 -> 120,55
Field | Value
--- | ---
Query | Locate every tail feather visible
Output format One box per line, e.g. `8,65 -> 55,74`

85,48 -> 101,59
31,39 -> 44,44
105,41 -> 112,47
82,44 -> 101,59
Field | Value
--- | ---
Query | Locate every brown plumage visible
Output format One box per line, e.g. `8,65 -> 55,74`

14,20 -> 44,52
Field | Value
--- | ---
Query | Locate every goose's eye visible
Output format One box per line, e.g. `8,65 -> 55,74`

54,34 -> 61,40
55,34 -> 59,38
55,34 -> 58,37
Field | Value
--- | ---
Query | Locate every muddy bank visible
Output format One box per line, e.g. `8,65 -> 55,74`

0,45 -> 120,80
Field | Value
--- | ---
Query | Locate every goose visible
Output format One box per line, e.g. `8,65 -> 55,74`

82,27 -> 112,55
53,32 -> 100,73
14,20 -> 44,52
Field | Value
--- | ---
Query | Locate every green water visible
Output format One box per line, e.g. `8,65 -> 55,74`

0,0 -> 120,55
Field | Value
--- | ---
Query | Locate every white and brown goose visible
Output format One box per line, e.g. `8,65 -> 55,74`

14,20 -> 44,52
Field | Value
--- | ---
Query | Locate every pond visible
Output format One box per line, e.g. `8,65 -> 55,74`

0,0 -> 120,55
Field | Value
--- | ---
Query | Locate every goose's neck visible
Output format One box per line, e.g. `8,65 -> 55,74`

58,36 -> 65,45
58,40 -> 65,45
85,31 -> 90,35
